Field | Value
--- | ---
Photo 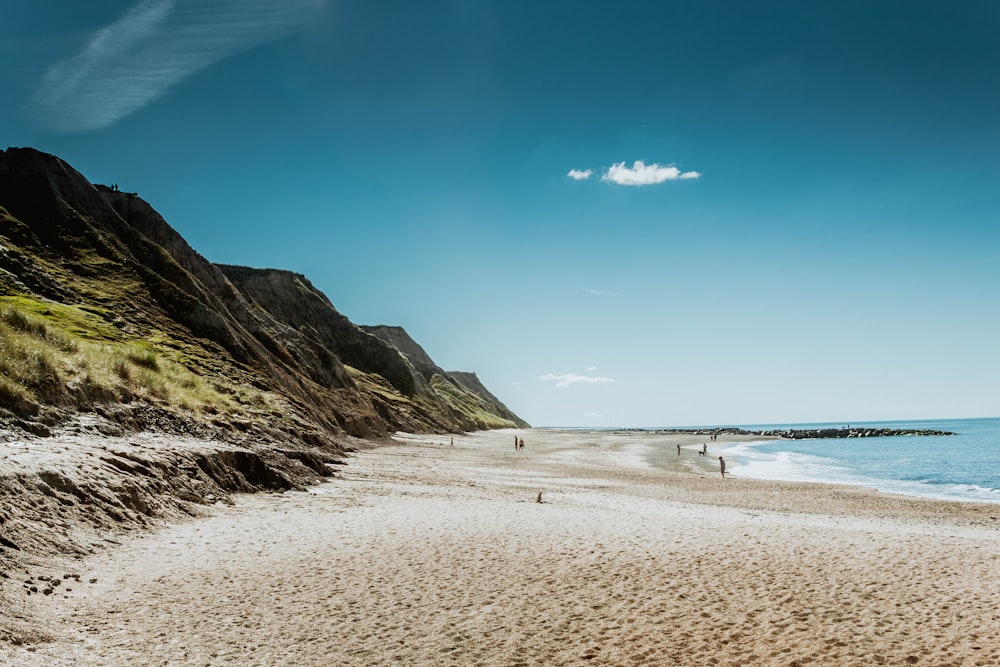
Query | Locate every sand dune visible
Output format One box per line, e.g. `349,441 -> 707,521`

3,429 -> 998,666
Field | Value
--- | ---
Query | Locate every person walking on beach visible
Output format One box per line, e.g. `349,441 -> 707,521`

677,443 -> 681,456
701,443 -> 707,456
718,456 -> 727,479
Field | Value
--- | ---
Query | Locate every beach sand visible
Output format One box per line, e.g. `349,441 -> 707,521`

3,429 -> 998,666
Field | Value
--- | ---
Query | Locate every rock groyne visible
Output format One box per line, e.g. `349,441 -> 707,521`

641,426 -> 956,439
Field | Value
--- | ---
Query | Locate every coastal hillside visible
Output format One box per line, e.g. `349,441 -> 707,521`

363,325 -> 527,431
0,147 -> 525,589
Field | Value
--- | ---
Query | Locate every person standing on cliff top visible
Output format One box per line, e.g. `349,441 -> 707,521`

718,456 -> 727,479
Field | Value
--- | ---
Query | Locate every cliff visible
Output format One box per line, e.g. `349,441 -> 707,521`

363,325 -> 528,430
0,147 -> 526,592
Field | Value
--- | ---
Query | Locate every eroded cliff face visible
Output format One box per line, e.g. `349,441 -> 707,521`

364,325 -> 529,430
0,147 -> 528,590
449,371 -> 527,428
363,324 -> 438,372
0,146 -> 526,446
218,266 -> 455,433
0,149 -> 524,612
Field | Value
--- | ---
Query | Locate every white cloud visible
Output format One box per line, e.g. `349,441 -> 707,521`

567,168 -> 593,181
583,411 -> 602,419
539,373 -> 616,388
602,160 -> 701,186
582,288 -> 621,297
585,366 -> 597,371
30,0 -> 320,132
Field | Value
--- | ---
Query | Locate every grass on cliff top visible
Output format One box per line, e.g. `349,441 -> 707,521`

0,297 -> 268,419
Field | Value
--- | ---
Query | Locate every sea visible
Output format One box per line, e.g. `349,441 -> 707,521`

681,417 -> 1000,504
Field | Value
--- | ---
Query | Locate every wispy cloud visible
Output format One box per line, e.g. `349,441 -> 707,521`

567,168 -> 593,181
582,288 -> 621,297
603,160 -> 701,185
30,0 -> 320,132
539,373 -> 616,388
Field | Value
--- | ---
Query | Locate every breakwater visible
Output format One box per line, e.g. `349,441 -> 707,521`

625,427 -> 956,439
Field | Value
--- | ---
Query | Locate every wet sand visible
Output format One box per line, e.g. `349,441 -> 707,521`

3,429 -> 999,666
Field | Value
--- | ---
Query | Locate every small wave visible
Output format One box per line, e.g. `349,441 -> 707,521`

870,478 -> 1000,504
716,440 -> 1000,504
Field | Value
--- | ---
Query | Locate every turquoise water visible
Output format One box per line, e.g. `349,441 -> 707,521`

710,417 -> 1000,504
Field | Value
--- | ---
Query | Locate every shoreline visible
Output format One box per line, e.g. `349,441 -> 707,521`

2,427 -> 999,665
541,425 -> 1000,506
516,428 -> 999,516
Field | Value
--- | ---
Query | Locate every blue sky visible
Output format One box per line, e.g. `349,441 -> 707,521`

3,1 -> 999,427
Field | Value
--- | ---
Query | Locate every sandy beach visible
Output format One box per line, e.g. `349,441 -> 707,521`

3,428 -> 999,666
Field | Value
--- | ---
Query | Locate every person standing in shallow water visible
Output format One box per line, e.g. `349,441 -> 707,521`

718,456 -> 727,478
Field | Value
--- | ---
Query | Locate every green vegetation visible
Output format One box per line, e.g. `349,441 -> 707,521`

0,308 -> 64,411
347,365 -> 413,404
0,297 -> 265,418
1,296 -> 120,342
430,374 -> 519,430
345,364 -> 520,431
0,163 -> 524,439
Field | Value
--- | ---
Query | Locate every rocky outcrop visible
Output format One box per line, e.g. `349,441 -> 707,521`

753,427 -> 956,439
644,427 -> 955,439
